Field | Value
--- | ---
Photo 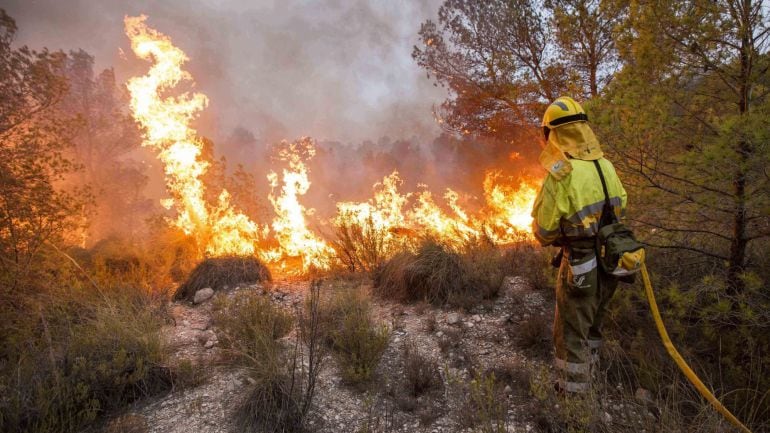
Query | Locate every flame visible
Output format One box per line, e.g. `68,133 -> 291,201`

124,15 -> 538,275
266,138 -> 333,271
125,15 -> 261,257
334,170 -> 537,248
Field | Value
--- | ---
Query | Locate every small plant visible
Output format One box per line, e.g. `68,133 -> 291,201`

457,370 -> 508,433
401,340 -> 442,398
213,291 -> 293,373
175,255 -> 272,301
514,313 -> 552,355
233,282 -> 326,433
317,284 -> 389,385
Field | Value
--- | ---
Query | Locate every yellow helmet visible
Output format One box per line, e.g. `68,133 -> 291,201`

541,96 -> 588,129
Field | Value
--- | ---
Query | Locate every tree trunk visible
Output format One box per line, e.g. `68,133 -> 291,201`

727,0 -> 754,293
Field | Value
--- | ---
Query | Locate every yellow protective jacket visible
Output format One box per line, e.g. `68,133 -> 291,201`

532,158 -> 627,246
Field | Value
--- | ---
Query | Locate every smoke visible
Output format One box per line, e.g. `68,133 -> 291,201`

4,0 -> 446,144
4,0 -> 540,228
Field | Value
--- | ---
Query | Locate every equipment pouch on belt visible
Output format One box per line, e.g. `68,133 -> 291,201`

565,247 -> 598,297
596,223 -> 645,277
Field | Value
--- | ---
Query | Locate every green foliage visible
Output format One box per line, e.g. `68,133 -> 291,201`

317,284 -> 389,385
603,266 -> 770,430
212,291 -> 293,374
0,280 -> 169,433
0,10 -> 90,281
460,371 -> 507,433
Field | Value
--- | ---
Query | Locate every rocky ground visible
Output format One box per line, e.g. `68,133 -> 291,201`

98,276 -> 655,433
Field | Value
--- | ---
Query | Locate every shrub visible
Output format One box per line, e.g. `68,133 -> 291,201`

456,370 -> 508,433
0,283 -> 169,433
514,313 -> 552,356
374,237 -> 505,307
221,285 -> 324,433
401,340 -> 442,398
212,291 -> 292,373
500,241 -> 553,292
175,256 -> 272,301
331,214 -> 391,273
317,284 -> 389,385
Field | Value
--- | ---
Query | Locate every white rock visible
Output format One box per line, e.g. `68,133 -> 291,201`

635,387 -> 653,404
472,314 -> 482,322
601,412 -> 613,424
193,288 -> 215,304
204,339 -> 216,349
446,313 -> 461,325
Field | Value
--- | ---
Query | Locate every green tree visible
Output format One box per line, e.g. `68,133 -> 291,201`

413,0 -> 620,142
593,0 -> 770,288
61,49 -> 146,243
0,9 -> 89,282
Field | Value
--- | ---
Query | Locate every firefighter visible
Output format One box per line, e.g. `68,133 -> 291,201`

531,96 -> 627,394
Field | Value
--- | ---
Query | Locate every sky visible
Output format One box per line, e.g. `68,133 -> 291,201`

3,0 -> 447,145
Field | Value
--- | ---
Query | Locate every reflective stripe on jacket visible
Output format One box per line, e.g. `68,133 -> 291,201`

531,158 -> 627,246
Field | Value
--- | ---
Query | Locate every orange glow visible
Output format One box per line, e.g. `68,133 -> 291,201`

125,15 -> 261,257
125,15 -> 537,275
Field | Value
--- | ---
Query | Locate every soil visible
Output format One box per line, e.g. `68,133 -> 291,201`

96,276 -> 648,433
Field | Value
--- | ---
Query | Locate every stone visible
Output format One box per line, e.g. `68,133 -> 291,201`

472,314 -> 482,322
601,412 -> 613,424
504,385 -> 512,394
204,339 -> 216,349
446,313 -> 461,325
193,288 -> 215,304
190,320 -> 210,331
635,387 -> 654,404
436,331 -> 444,338
465,321 -> 474,328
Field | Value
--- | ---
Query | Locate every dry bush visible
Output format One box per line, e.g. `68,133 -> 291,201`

401,340 -> 442,398
501,241 -> 553,292
514,313 -> 552,356
212,291 -> 292,371
175,256 -> 272,301
316,284 -> 389,386
0,280 -> 170,433
225,284 -> 325,433
331,215 -> 391,273
374,237 -> 505,307
394,339 -> 444,422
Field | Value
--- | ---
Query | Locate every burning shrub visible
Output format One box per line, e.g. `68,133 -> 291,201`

331,214 -> 391,274
174,255 -> 272,301
374,237 -> 505,307
317,283 -> 389,385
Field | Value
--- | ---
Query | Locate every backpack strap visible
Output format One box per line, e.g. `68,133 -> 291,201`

593,159 -> 618,226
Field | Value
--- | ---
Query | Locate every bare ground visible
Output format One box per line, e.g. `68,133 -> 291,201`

98,276 -> 569,433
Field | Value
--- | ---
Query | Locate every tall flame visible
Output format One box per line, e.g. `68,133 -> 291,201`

265,138 -> 333,271
124,15 -> 538,275
125,15 -> 260,256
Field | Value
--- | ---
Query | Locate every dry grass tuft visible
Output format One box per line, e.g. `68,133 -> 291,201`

373,237 -> 505,307
175,256 -> 271,301
316,284 -> 389,386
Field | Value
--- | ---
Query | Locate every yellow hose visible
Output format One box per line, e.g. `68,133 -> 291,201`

640,263 -> 752,433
